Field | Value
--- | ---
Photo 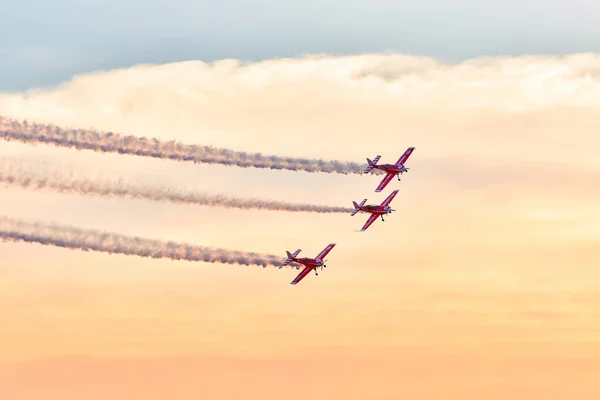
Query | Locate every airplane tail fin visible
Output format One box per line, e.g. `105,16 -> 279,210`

351,199 -> 367,216
280,249 -> 301,269
364,155 -> 381,173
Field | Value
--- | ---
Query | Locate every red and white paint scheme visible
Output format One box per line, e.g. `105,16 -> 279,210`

351,189 -> 399,232
280,243 -> 336,285
364,147 -> 415,192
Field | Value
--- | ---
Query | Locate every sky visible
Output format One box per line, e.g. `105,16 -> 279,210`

1,2 -> 600,399
2,0 -> 600,90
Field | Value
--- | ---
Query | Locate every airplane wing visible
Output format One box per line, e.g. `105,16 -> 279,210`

375,172 -> 395,193
315,243 -> 336,261
380,189 -> 399,207
395,147 -> 415,167
290,265 -> 313,285
360,213 -> 379,231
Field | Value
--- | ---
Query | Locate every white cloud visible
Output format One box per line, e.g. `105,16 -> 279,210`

0,53 -> 598,277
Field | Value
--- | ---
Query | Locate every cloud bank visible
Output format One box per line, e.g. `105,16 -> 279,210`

1,52 -> 598,271
2,53 -> 598,168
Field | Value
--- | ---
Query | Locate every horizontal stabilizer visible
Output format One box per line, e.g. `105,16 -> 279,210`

364,155 -> 381,173
350,199 -> 367,216
280,248 -> 301,268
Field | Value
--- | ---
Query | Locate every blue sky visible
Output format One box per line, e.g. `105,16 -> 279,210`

2,0 -> 600,91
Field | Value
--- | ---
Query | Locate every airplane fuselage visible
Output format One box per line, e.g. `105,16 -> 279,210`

373,164 -> 407,174
357,205 -> 392,215
291,257 -> 324,268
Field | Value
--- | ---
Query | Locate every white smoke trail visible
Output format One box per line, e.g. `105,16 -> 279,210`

0,117 -> 381,175
0,215 -> 293,268
0,157 -> 354,213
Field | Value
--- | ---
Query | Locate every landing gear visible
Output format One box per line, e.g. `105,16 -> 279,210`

397,175 -> 402,181
381,216 -> 385,222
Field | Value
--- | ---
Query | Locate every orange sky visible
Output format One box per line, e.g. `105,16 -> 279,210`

1,53 -> 600,399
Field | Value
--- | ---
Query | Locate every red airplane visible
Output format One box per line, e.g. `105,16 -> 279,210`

280,243 -> 336,285
364,146 -> 415,192
351,189 -> 399,231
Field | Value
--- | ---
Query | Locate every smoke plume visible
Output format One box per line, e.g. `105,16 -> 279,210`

0,117 -> 379,175
0,215 -> 291,268
0,157 -> 354,213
